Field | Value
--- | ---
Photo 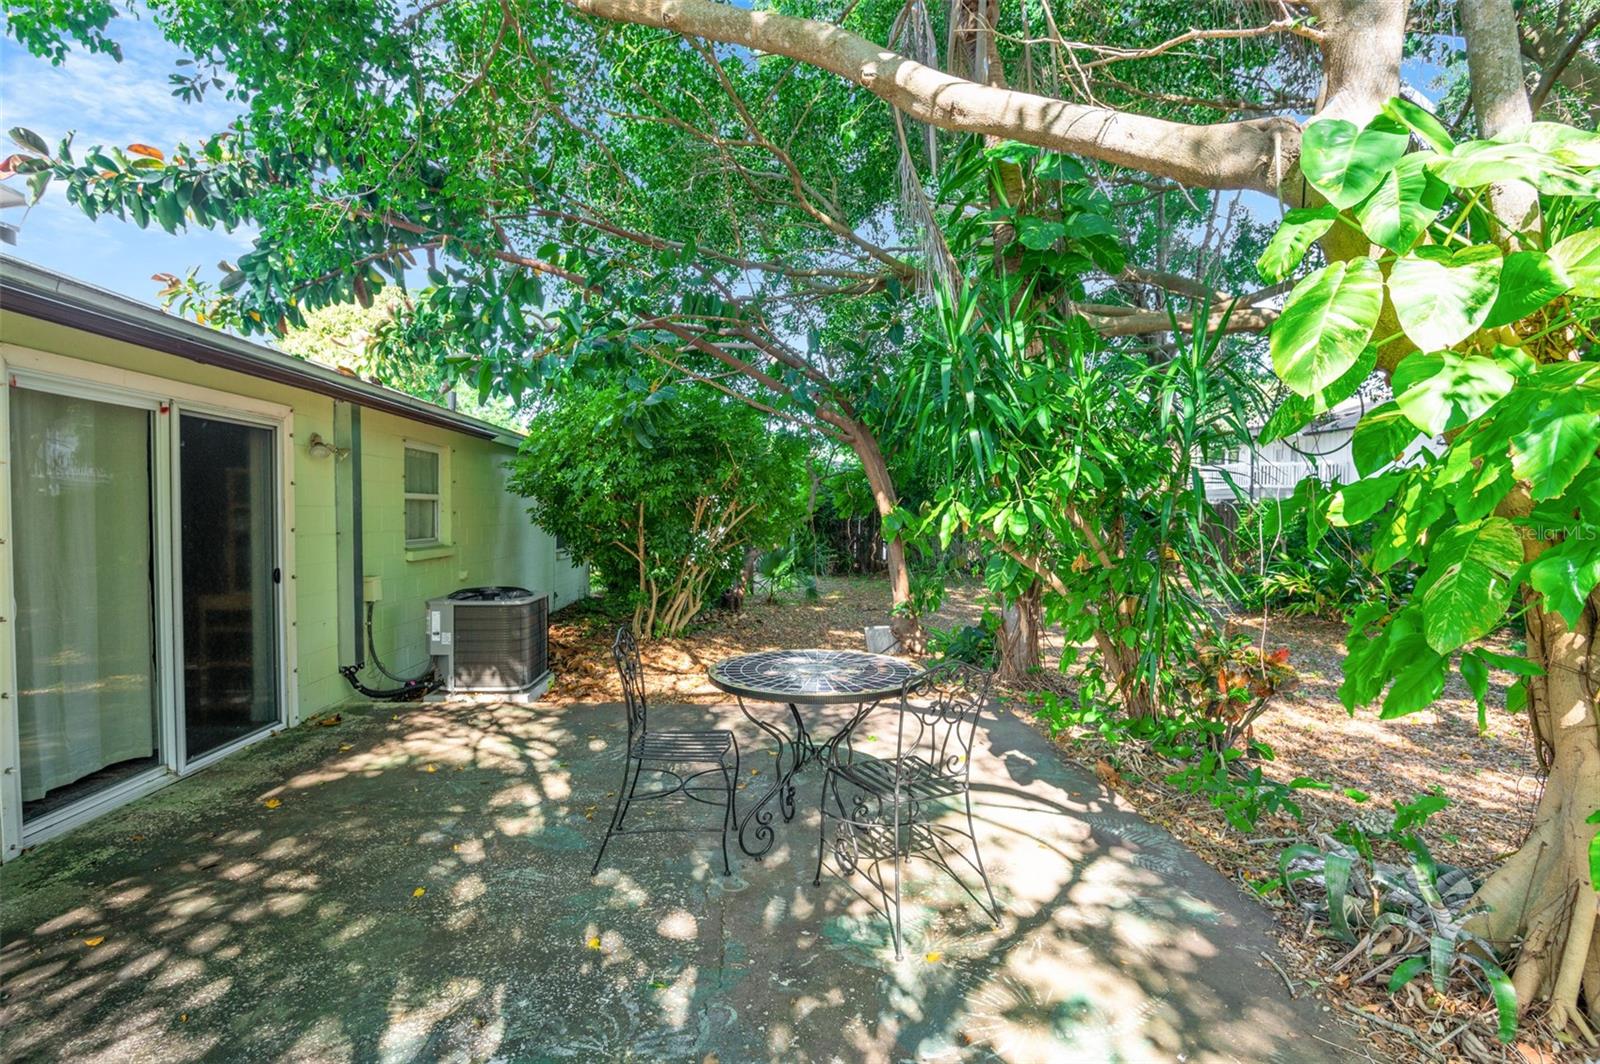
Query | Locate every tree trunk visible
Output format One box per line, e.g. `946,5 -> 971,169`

1464,590 -> 1600,1038
1459,0 -> 1539,231
848,422 -> 924,653
996,579 -> 1043,684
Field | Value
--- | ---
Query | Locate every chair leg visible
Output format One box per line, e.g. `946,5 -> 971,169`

728,734 -> 741,826
718,758 -> 735,877
964,788 -> 1000,925
892,832 -> 905,962
813,767 -> 834,887
592,754 -> 638,876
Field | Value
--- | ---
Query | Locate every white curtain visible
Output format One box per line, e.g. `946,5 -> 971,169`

11,388 -> 157,804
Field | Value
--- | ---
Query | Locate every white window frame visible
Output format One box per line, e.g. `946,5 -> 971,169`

0,344 -> 298,860
403,441 -> 445,548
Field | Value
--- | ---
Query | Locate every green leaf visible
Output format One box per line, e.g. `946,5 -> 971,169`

1354,153 -> 1447,253
1035,154 -> 1087,182
1352,401 -> 1421,476
1271,258 -> 1384,397
1387,245 -> 1504,351
1300,115 -> 1411,209
1523,122 -> 1600,167
1548,229 -> 1600,298
1428,139 -> 1554,188
1323,850 -> 1356,942
1465,955 -> 1519,1043
1329,471 -> 1405,526
1506,679 -> 1528,713
1460,650 -> 1489,730
1512,407 -> 1600,501
1484,250 -> 1571,327
1392,352 -> 1515,435
1016,217 -> 1066,250
1388,955 -> 1429,992
1420,518 -> 1521,653
1257,345 -> 1376,445
1428,934 -> 1453,990
1257,205 -> 1337,282
8,127 -> 49,155
1381,97 -> 1456,155
1528,535 -> 1600,626
1382,652 -> 1447,717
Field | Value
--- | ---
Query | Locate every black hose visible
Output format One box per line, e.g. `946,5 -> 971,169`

366,602 -> 432,684
338,602 -> 439,701
339,664 -> 433,701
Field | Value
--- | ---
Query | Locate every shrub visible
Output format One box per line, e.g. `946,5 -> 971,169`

510,381 -> 806,635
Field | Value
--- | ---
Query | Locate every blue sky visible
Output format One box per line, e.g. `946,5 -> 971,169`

0,14 -> 1456,307
1,14 -> 251,304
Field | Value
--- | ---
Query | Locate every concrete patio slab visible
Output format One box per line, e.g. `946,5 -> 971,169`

0,697 -> 1372,1063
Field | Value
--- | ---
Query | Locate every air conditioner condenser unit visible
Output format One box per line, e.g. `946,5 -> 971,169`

426,586 -> 551,700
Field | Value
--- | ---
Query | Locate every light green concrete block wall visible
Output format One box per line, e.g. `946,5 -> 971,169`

356,408 -> 587,680
0,313 -> 585,722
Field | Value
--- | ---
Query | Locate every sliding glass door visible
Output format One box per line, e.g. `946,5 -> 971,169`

5,378 -> 285,840
10,386 -> 160,823
177,413 -> 280,762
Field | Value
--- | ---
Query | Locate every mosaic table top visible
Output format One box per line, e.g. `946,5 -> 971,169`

708,649 -> 921,705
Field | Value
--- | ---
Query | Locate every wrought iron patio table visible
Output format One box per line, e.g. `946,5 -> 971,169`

708,649 -> 921,858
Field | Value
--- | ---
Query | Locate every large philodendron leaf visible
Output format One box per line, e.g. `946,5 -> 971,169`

1354,153 -> 1448,253
1512,407 -> 1600,500
1549,229 -> 1600,298
1427,139 -> 1566,188
1271,258 -> 1384,397
1391,351 -> 1515,435
1387,245 -> 1504,351
1351,400 -> 1422,476
1258,345 -> 1376,444
1529,535 -> 1600,626
1257,205 -> 1337,282
1484,250 -> 1570,327
1419,517 -> 1522,654
1381,97 -> 1456,155
1301,115 -> 1411,208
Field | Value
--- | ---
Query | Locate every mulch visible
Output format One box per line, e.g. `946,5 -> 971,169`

542,577 -> 1575,1063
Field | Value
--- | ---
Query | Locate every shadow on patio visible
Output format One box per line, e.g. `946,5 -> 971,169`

0,697 -> 1365,1062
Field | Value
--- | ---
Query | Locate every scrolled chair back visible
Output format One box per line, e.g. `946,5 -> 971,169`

895,660 -> 993,778
612,626 -> 649,740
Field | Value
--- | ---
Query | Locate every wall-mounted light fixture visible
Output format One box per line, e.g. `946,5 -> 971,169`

307,432 -> 351,460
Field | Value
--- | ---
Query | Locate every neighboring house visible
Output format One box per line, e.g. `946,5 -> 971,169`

1201,394 -> 1373,504
0,259 -> 587,858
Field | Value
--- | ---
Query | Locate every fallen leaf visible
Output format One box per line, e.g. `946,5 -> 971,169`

129,834 -> 145,842
83,936 -> 104,948
412,887 -> 426,898
179,1014 -> 188,1023
424,764 -> 437,773
317,714 -> 342,727
263,798 -> 281,810
339,743 -> 353,752
924,951 -> 942,963
586,936 -> 602,950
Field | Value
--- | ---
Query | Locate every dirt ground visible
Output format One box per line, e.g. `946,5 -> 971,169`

549,577 -> 1540,882
545,576 -> 1560,1062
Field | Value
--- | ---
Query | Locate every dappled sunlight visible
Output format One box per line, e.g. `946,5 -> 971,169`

0,693 -> 1353,1061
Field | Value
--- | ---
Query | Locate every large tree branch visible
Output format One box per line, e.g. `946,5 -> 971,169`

1523,13 -> 1600,125
568,0 -> 1296,193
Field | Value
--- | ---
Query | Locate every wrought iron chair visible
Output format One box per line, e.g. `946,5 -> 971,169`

591,627 -> 740,876
813,661 -> 999,959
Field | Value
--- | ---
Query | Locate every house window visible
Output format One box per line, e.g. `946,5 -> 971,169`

404,445 -> 442,545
